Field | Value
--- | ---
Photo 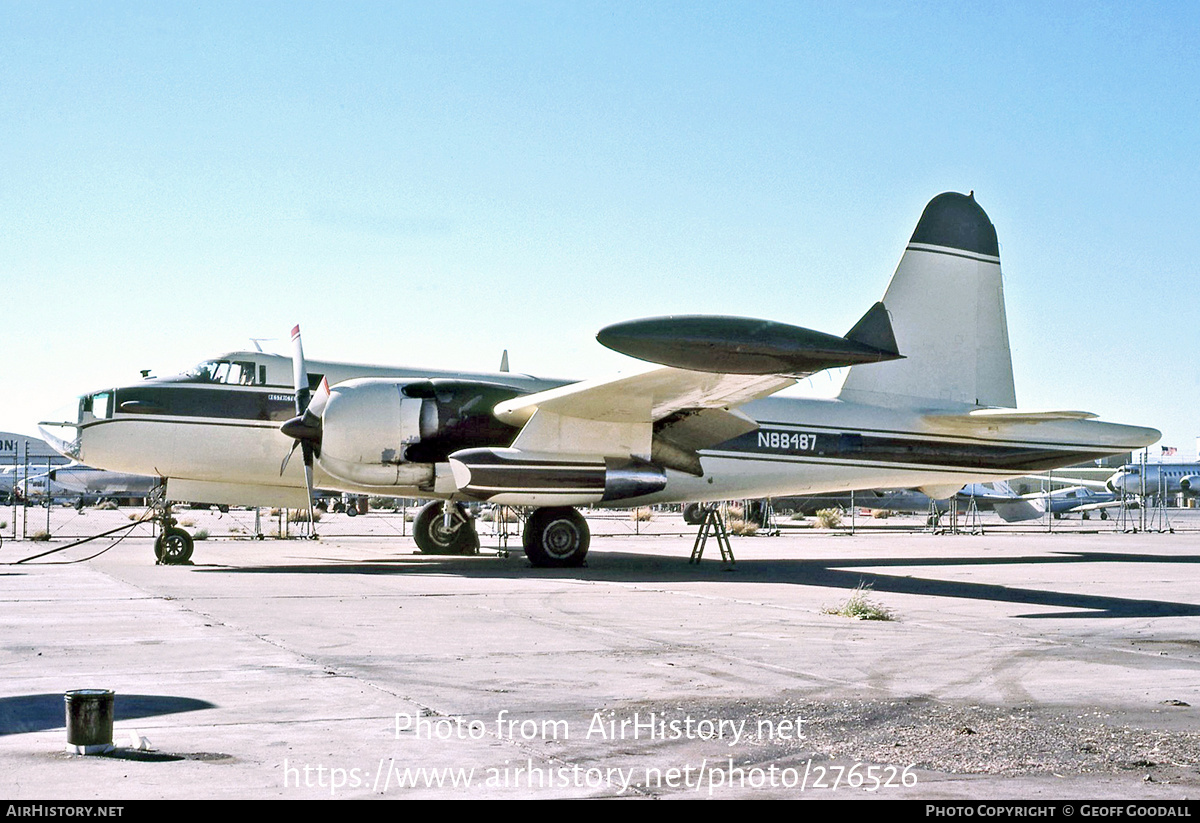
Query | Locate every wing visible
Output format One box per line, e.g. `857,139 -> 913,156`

492,367 -> 795,473
488,303 -> 903,476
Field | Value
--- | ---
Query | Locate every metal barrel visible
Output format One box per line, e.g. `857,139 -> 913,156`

64,689 -> 114,752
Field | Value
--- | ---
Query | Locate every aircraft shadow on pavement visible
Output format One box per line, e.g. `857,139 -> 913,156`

195,549 -> 1200,620
0,693 -> 215,736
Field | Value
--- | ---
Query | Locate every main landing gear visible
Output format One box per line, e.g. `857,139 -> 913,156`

522,507 -> 589,568
413,501 -> 591,567
413,501 -> 480,556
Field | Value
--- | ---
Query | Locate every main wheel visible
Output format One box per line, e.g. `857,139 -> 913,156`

155,527 -> 194,565
413,501 -> 478,555
682,502 -> 705,526
522,507 -> 590,568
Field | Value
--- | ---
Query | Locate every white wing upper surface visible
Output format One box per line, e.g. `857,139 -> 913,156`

492,365 -> 795,458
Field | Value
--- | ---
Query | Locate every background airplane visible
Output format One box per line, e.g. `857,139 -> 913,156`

16,464 -> 159,505
1105,461 -> 1200,501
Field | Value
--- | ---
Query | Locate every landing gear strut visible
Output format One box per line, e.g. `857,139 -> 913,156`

413,501 -> 479,555
151,495 -> 194,565
522,507 -> 589,567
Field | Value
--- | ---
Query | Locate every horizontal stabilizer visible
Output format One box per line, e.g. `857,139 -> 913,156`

992,499 -> 1043,522
596,311 -> 902,376
844,302 -> 900,357
923,408 -> 1099,434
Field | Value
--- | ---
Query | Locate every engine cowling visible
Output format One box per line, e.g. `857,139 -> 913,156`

447,447 -> 667,506
315,379 -> 527,488
1181,475 -> 1199,495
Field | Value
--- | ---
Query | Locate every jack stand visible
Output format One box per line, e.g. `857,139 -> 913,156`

761,498 -> 780,537
962,495 -> 983,534
689,505 -> 735,567
927,499 -> 945,534
494,506 -> 513,558
1148,489 -> 1174,534
1115,489 -> 1137,533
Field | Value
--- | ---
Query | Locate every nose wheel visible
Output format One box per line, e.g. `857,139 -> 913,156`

150,492 -> 194,565
155,527 -> 194,565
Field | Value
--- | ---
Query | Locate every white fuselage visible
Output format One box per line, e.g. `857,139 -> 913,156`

1106,463 -> 1200,498
58,352 -> 1157,509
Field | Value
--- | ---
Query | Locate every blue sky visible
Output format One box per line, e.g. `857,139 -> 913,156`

2,1 -> 1197,455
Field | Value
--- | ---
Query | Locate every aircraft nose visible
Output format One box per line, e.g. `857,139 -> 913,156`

38,399 -> 85,460
38,424 -> 81,461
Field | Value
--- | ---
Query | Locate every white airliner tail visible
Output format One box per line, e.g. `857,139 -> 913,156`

839,192 -> 1017,411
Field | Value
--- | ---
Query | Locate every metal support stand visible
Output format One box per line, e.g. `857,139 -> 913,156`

689,505 -> 735,566
1139,451 -> 1148,533
1045,471 -> 1053,533
1148,473 -> 1174,533
1115,487 -> 1137,533
761,498 -> 780,536
926,498 -> 943,533
495,506 -> 513,557
963,493 -> 983,534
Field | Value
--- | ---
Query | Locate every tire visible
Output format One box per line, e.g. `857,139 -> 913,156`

682,503 -> 705,526
522,507 -> 590,568
155,527 -> 194,565
413,501 -> 477,555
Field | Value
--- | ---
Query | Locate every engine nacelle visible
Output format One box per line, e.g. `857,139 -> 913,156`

1182,475 -> 1199,495
447,447 -> 667,506
316,378 -> 527,488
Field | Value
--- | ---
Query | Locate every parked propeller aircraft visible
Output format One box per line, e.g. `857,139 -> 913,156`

43,192 -> 1159,565
989,485 -> 1122,522
755,482 -> 1029,521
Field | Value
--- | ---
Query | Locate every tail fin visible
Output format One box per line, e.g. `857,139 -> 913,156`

838,192 -> 1017,410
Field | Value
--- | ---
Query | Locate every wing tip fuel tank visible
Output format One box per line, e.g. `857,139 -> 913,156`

595,305 -> 902,376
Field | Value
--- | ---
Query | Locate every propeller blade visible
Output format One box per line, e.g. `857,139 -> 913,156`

283,326 -> 323,537
280,440 -> 299,477
291,324 -> 310,415
301,441 -> 317,538
304,377 -> 330,429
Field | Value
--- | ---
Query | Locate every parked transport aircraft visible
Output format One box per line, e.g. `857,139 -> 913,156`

43,193 -> 1159,565
1106,462 -> 1200,500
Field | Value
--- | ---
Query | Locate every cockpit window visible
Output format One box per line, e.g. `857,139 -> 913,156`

183,360 -> 260,385
82,392 -> 112,420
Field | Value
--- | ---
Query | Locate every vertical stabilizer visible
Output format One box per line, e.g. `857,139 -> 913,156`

838,192 -> 1017,410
